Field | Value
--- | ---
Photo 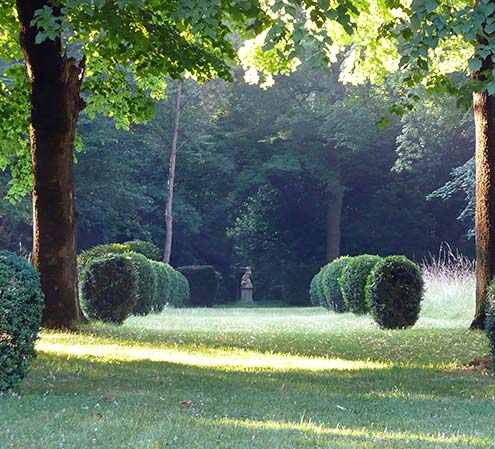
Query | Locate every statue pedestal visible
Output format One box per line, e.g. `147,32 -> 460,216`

240,287 -> 253,303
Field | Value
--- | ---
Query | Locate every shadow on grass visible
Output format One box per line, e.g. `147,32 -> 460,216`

3,351 -> 494,449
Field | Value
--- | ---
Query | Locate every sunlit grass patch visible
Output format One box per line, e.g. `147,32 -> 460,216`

2,307 -> 494,449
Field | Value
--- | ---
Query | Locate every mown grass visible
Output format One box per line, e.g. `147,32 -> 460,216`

1,285 -> 494,449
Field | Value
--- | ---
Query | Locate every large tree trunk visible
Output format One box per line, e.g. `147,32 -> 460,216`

472,90 -> 495,329
163,81 -> 182,264
326,151 -> 343,263
17,0 -> 85,328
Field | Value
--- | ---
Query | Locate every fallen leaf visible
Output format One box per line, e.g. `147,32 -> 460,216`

181,400 -> 195,408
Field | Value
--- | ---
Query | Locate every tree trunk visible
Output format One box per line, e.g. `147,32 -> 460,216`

326,151 -> 343,262
17,0 -> 85,328
163,81 -> 182,264
472,90 -> 495,329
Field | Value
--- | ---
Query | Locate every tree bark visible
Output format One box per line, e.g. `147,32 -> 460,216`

326,151 -> 343,263
163,81 -> 182,264
472,89 -> 495,329
17,0 -> 85,328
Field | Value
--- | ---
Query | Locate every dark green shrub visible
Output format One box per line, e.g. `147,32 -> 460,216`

309,270 -> 325,306
485,279 -> 495,371
283,264 -> 318,306
214,271 -> 228,303
0,251 -> 44,392
174,271 -> 190,307
80,255 -> 138,324
78,240 -> 160,271
126,252 -> 157,316
340,255 -> 381,315
150,261 -> 172,312
321,256 -> 352,312
177,265 -> 217,307
365,255 -> 424,329
122,240 -> 161,261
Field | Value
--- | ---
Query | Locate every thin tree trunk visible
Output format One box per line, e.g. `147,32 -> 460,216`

17,0 -> 85,328
163,81 -> 182,264
472,90 -> 495,329
326,151 -> 343,262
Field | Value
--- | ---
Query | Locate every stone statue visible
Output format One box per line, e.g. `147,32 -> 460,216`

241,266 -> 253,289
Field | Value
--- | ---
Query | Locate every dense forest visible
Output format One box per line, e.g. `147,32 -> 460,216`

0,61 -> 474,301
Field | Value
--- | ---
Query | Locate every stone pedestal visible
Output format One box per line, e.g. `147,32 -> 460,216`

240,287 -> 253,303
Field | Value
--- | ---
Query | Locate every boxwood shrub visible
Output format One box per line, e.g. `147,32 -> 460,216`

0,251 -> 44,392
365,255 -> 424,329
485,278 -> 495,371
80,255 -> 138,324
339,255 -> 381,315
174,271 -> 190,307
321,256 -> 352,312
150,261 -> 171,312
177,265 -> 217,307
126,252 -> 157,316
122,240 -> 161,261
309,270 -> 325,306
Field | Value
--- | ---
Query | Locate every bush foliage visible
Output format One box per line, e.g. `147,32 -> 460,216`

321,256 -> 352,312
126,252 -> 157,316
283,264 -> 317,306
366,255 -> 424,329
340,255 -> 381,315
0,251 -> 44,392
309,270 -> 325,306
177,265 -> 217,307
80,255 -> 138,324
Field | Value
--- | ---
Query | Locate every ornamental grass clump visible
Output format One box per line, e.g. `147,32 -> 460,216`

0,251 -> 44,391
366,255 -> 424,329
80,255 -> 138,324
340,255 -> 381,315
321,256 -> 352,312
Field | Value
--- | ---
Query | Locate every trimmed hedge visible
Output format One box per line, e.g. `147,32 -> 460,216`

340,255 -> 381,315
321,256 -> 352,312
126,252 -> 157,316
80,255 -> 138,324
0,251 -> 44,392
309,270 -> 325,306
485,279 -> 495,371
150,261 -> 171,312
283,264 -> 317,306
78,240 -> 160,270
177,265 -> 217,307
174,271 -> 190,307
365,255 -> 424,329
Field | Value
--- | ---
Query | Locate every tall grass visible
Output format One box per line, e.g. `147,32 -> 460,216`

419,243 -> 475,325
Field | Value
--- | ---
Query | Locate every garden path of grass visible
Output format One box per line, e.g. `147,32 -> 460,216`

1,308 -> 494,449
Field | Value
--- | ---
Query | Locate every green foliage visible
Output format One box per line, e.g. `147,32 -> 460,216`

339,255 -> 381,315
149,261 -> 175,312
321,256 -> 352,312
177,265 -> 217,307
80,255 -> 138,324
366,256 -> 424,329
282,263 -> 317,306
78,240 -> 160,270
485,278 -> 495,371
0,251 -> 44,392
309,270 -> 325,306
125,252 -> 157,316
173,271 -> 190,308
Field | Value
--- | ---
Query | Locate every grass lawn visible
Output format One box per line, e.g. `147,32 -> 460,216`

1,302 -> 495,449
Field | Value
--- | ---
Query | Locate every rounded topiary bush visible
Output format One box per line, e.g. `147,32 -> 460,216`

339,255 -> 381,315
177,265 -> 217,307
122,240 -> 161,261
365,255 -> 424,329
150,261 -> 171,312
174,271 -> 190,307
309,270 -> 325,306
126,252 -> 157,316
485,279 -> 495,371
0,251 -> 44,391
321,256 -> 352,312
80,255 -> 138,324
